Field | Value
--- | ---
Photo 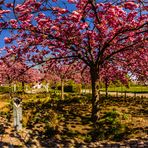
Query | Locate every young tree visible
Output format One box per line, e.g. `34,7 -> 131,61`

0,0 -> 147,123
43,60 -> 81,99
100,63 -> 128,98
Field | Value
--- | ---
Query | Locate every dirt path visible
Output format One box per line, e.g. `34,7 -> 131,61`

0,116 -> 35,147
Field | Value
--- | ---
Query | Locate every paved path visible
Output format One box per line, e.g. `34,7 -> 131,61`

100,91 -> 148,98
81,89 -> 148,98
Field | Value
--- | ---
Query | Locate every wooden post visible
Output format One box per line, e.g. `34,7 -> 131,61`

124,91 -> 126,99
134,92 -> 136,98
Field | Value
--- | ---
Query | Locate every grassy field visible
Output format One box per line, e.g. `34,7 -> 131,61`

100,86 -> 148,93
0,92 -> 148,147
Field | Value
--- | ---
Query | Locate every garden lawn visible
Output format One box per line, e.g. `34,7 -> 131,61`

100,86 -> 148,93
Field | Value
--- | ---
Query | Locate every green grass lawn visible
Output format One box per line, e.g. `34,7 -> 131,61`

100,86 -> 148,93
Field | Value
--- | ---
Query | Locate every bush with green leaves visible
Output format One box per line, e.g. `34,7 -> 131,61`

0,86 -> 10,93
91,109 -> 128,141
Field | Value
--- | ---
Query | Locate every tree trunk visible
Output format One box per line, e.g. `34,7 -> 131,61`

14,84 -> 17,92
84,86 -> 86,94
8,81 -> 12,99
61,79 -> 64,100
22,81 -> 25,93
78,84 -> 81,95
105,78 -> 108,98
45,83 -> 49,93
90,68 -> 100,124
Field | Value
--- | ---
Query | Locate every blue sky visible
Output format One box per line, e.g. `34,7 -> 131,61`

0,30 -> 10,48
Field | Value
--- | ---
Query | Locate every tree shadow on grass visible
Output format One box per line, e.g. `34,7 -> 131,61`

20,94 -> 94,147
1,94 -> 147,147
22,94 -> 148,146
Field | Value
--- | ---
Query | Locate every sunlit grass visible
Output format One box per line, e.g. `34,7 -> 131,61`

100,86 -> 148,93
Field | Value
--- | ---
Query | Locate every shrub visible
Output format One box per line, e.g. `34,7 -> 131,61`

91,110 -> 128,141
0,86 -> 10,93
57,85 -> 73,92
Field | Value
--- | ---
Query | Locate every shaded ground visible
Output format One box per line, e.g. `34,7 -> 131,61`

0,93 -> 148,147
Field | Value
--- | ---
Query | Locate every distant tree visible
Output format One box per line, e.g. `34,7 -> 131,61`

100,63 -> 128,98
0,58 -> 42,93
43,60 -> 81,99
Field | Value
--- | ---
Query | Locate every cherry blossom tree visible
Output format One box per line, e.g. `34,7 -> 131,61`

0,0 -> 147,123
100,63 -> 129,98
43,60 -> 81,99
127,51 -> 148,85
43,69 -> 61,93
0,57 -> 42,94
17,68 -> 43,93
0,59 -> 26,95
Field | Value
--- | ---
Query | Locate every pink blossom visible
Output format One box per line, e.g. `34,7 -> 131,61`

38,19 -> 48,25
70,10 -> 82,21
10,19 -> 18,28
68,0 -> 77,3
5,3 -> 13,8
4,37 -> 12,44
51,25 -> 59,31
124,2 -> 139,10
0,10 -> 10,15
81,22 -> 88,29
